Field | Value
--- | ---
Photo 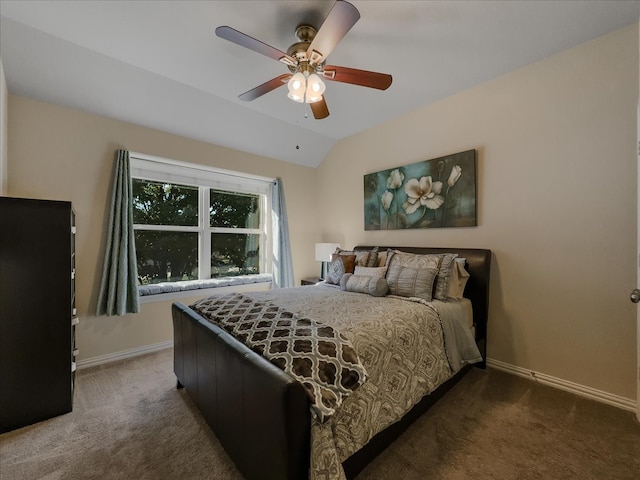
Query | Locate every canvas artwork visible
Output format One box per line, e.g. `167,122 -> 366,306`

364,149 -> 477,230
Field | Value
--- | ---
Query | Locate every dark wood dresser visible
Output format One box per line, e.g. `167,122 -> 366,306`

0,197 -> 77,433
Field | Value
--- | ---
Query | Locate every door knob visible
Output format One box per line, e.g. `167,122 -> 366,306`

631,289 -> 640,303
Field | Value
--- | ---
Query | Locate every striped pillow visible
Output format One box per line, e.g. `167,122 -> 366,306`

386,264 -> 438,302
386,250 -> 459,301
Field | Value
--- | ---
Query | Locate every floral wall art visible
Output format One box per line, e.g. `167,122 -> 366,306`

364,150 -> 477,230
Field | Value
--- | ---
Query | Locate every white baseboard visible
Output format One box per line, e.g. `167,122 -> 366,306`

487,358 -> 637,413
76,346 -> 637,413
76,340 -> 173,370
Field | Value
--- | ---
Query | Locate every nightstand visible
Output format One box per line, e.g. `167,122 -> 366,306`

301,277 -> 322,286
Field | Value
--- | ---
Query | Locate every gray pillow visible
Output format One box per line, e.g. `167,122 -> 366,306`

340,273 -> 389,297
386,249 -> 441,270
325,257 -> 346,285
386,264 -> 438,302
433,253 -> 459,301
386,250 -> 459,301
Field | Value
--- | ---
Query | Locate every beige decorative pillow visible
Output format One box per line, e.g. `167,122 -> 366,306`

386,264 -> 438,302
340,273 -> 389,297
354,265 -> 387,280
336,247 -> 379,268
448,258 -> 470,298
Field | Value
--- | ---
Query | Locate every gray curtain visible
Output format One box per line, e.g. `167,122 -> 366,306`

96,150 -> 140,315
271,178 -> 294,288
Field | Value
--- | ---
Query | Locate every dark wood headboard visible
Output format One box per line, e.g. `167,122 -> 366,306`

354,246 -> 492,366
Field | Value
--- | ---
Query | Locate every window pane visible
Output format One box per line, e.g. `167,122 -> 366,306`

211,233 -> 260,277
132,179 -> 198,226
210,190 -> 260,229
135,231 -> 198,284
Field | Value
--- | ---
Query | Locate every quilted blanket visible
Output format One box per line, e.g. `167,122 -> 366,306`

191,293 -> 367,422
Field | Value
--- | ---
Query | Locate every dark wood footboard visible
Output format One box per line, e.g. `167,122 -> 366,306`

172,247 -> 491,480
172,302 -> 311,480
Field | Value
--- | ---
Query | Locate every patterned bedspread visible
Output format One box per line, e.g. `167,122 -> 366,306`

191,293 -> 367,422
241,285 -> 457,480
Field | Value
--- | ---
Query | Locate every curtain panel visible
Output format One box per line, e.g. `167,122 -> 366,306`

271,178 -> 294,288
96,150 -> 140,315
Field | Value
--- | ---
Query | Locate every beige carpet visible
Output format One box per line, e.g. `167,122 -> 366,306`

1,348 -> 638,480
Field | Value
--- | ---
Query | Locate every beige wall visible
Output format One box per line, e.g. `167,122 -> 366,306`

6,97 -> 319,361
316,25 -> 638,400
5,25 -> 638,401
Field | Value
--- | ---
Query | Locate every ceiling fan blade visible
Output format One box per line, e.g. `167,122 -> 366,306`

310,97 -> 330,119
306,0 -> 360,65
216,26 -> 297,67
322,65 -> 392,90
238,73 -> 292,101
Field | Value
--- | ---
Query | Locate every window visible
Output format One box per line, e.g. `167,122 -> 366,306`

130,154 -> 273,288
208,190 -> 261,278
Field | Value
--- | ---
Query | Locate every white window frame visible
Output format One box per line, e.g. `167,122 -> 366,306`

130,152 -> 274,297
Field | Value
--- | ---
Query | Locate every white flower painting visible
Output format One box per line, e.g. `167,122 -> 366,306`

364,150 -> 477,230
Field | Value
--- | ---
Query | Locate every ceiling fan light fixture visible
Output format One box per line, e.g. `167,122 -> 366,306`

287,72 -> 306,103
287,91 -> 304,103
304,73 -> 325,104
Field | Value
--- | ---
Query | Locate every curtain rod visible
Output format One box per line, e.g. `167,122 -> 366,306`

128,151 -> 276,184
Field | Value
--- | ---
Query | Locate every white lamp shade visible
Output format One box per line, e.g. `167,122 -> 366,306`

305,73 -> 325,103
315,243 -> 340,262
287,72 -> 306,103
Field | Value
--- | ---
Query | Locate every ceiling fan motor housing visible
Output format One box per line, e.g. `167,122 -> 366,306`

286,25 -> 324,73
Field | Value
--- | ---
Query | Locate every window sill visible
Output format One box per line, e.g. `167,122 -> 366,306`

138,273 -> 273,303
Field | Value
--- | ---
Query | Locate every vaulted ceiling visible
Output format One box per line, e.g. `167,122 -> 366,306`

1,1 -> 638,168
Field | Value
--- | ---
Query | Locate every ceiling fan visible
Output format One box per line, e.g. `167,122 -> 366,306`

215,0 -> 392,120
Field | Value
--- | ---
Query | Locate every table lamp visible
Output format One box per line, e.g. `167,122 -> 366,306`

315,243 -> 340,280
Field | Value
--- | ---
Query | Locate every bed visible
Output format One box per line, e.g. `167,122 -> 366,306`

172,246 -> 491,480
